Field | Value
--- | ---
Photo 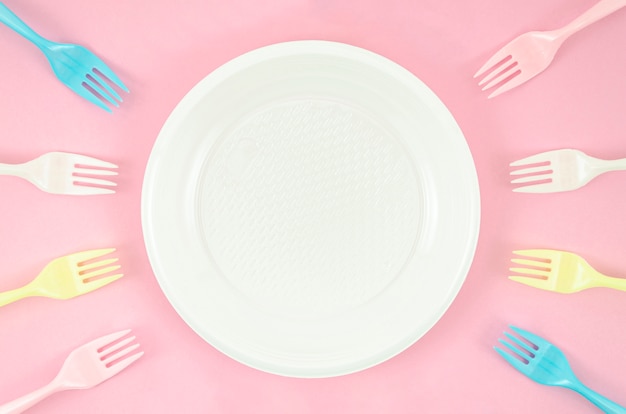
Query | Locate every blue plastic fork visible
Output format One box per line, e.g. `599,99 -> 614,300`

495,326 -> 626,413
0,2 -> 128,112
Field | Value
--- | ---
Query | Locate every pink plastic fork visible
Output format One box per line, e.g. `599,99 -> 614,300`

0,330 -> 142,414
474,0 -> 626,98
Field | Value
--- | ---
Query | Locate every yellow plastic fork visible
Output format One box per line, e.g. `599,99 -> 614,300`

0,248 -> 122,307
509,249 -> 626,294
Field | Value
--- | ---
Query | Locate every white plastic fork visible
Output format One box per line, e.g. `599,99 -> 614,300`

0,330 -> 143,414
0,152 -> 118,195
510,149 -> 626,193
474,0 -> 626,98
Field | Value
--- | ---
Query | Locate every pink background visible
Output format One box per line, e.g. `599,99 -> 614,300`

1,0 -> 625,412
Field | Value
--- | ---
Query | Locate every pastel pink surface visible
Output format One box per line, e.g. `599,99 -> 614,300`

0,0 -> 625,412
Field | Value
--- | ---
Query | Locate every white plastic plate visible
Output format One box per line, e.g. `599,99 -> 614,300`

142,41 -> 480,378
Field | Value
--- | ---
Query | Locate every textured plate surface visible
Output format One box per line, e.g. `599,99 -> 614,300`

142,41 -> 480,378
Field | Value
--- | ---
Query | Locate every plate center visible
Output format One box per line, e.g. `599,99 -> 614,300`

198,99 -> 422,318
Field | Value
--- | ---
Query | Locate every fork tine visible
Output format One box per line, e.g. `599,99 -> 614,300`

509,326 -> 544,349
510,153 -> 553,167
474,50 -> 512,78
511,174 -> 552,185
99,335 -> 136,359
487,72 -> 531,99
74,167 -> 118,176
509,275 -> 552,290
513,182 -> 560,193
90,70 -> 122,102
80,265 -> 122,280
75,83 -> 112,113
511,257 -> 551,268
83,77 -> 120,108
93,65 -> 129,93
67,185 -> 116,195
510,165 -> 552,176
70,248 -> 116,264
107,351 -> 144,374
70,154 -> 118,169
79,257 -> 119,272
81,273 -> 123,291
81,265 -> 122,281
73,176 -> 117,187
510,267 -> 549,278
477,59 -> 517,87
480,63 -> 521,91
104,343 -> 141,365
504,332 -> 536,355
90,329 -> 132,350
513,249 -> 555,260
495,345 -> 529,370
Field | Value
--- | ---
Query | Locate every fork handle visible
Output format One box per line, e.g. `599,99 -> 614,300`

570,380 -> 626,414
594,158 -> 626,175
596,275 -> 626,292
0,284 -> 37,307
557,0 -> 626,40
0,379 -> 64,414
0,2 -> 52,50
0,162 -> 29,180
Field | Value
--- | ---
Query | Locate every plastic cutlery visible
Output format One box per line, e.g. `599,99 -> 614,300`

474,0 -> 626,98
0,152 -> 118,195
0,329 -> 142,414
0,1 -> 128,112
510,149 -> 626,193
0,248 -> 122,307
509,249 -> 626,293
496,326 -> 626,413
